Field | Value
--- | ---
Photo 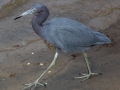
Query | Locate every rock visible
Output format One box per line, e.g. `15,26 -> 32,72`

88,10 -> 120,30
0,0 -> 29,19
49,0 -> 120,30
0,0 -> 120,50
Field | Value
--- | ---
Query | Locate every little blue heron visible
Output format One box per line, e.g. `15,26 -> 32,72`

14,4 -> 111,90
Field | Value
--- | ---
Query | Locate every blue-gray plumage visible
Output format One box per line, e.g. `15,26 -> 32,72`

14,4 -> 111,90
41,18 -> 110,52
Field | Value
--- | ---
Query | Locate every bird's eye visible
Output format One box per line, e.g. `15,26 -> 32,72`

33,9 -> 36,12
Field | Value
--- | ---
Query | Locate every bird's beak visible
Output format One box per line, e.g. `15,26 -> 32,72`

14,8 -> 36,20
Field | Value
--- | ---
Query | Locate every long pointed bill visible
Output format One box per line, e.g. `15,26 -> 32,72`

14,8 -> 35,20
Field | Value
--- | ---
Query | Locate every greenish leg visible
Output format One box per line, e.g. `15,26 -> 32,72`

22,50 -> 59,90
74,52 -> 101,81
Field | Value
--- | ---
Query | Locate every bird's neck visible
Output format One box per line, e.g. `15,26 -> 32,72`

31,7 -> 49,35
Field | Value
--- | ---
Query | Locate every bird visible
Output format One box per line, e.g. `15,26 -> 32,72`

14,4 -> 111,90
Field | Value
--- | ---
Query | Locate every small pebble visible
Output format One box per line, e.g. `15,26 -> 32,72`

27,63 -> 30,65
32,52 -> 34,54
48,71 -> 52,73
40,63 -> 43,65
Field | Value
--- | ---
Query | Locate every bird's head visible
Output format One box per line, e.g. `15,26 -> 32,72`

14,4 -> 47,20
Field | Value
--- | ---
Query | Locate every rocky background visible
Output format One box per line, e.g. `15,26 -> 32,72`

0,0 -> 120,90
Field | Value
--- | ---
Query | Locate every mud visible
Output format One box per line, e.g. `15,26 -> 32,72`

0,0 -> 120,90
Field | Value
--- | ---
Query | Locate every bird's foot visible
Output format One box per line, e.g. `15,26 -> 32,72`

74,73 -> 102,82
22,79 -> 46,90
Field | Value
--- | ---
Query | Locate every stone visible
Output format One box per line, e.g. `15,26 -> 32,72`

0,0 -> 29,18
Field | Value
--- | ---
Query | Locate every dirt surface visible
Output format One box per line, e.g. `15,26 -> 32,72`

0,0 -> 120,90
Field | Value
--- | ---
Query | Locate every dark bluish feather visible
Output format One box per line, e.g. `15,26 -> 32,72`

41,18 -> 111,52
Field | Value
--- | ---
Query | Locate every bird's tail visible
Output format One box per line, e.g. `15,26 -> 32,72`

94,32 -> 111,44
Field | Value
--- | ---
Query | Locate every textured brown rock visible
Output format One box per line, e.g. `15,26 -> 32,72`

85,0 -> 120,30
0,0 -> 29,18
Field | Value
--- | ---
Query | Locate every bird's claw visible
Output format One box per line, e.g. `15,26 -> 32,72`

74,73 -> 102,82
22,80 -> 46,90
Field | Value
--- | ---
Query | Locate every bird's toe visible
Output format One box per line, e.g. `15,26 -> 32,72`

74,72 -> 102,82
22,80 -> 45,90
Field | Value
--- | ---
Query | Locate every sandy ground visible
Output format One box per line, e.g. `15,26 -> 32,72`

0,0 -> 120,90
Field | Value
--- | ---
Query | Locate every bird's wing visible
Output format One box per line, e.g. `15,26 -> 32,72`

51,26 -> 97,47
43,18 -> 110,52
43,26 -> 96,51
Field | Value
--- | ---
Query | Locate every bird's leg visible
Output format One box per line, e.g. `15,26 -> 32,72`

22,50 -> 59,90
74,52 -> 101,81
